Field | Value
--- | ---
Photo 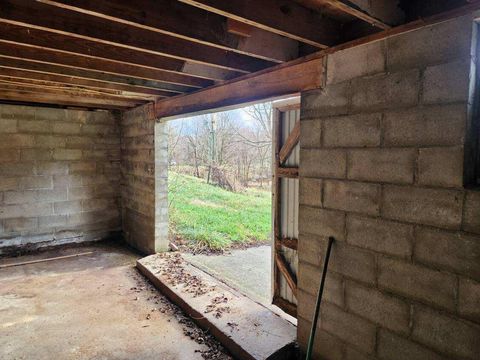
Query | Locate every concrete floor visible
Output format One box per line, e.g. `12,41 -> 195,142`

0,242 -> 229,360
183,246 -> 272,304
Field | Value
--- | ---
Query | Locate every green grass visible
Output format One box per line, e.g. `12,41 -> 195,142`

168,172 -> 271,250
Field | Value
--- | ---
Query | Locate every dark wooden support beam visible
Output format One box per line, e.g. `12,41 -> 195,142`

178,0 -> 341,48
0,0 -> 275,73
272,296 -> 297,318
277,167 -> 299,179
39,0 -> 299,63
155,57 -> 323,119
279,121 -> 300,165
275,253 -> 297,298
276,237 -> 298,251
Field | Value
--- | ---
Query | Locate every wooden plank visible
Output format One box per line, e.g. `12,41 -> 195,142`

276,237 -> 298,251
0,0 -> 275,73
275,253 -> 297,298
0,89 -> 138,109
277,167 -> 299,179
155,57 -> 323,119
272,296 -> 297,318
273,108 -> 283,302
278,121 -> 300,165
0,57 -> 184,95
39,0 -> 298,63
178,0 -> 341,48
0,68 -> 173,98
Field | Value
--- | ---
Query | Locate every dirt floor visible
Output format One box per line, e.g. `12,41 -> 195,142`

0,241 -> 231,360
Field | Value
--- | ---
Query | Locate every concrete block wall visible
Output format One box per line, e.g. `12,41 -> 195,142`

120,103 -> 168,254
297,15 -> 480,360
0,104 -> 121,254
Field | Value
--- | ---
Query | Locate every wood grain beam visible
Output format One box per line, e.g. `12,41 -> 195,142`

39,0 -> 299,63
155,57 -> 323,119
279,121 -> 300,164
0,0 -> 275,73
178,0 -> 341,48
0,67 -> 170,98
0,44 -> 198,94
275,253 -> 297,298
0,57 -> 186,96
0,89 -> 140,109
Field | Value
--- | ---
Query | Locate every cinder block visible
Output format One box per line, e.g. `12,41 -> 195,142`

415,228 -> 480,279
346,215 -> 413,258
330,242 -> 376,284
300,148 -> 347,179
35,135 -> 66,148
53,149 -> 82,161
36,162 -> 68,175
378,257 -> 456,311
351,70 -> 420,110
417,147 -> 464,188
18,176 -> 52,190
297,316 -> 345,360
301,84 -> 350,118
54,200 -> 83,215
345,281 -> 410,334
459,278 -> 480,323
35,107 -> 66,121
387,16 -> 472,72
344,346 -> 375,360
68,186 -> 96,200
382,185 -> 463,229
299,205 -> 345,240
300,119 -> 321,148
38,215 -> 67,229
53,175 -> 83,188
18,119 -> 51,133
53,121 -> 82,134
378,328 -> 449,360
463,191 -> 480,234
321,302 -> 376,354
324,180 -> 380,215
412,305 -> 480,360
299,177 -> 322,207
69,161 -> 96,174
298,233 -> 323,266
0,149 -> 20,163
0,163 -> 33,176
298,261 -> 344,307
0,119 -> 17,133
0,203 -> 53,219
323,113 -> 381,148
0,177 -> 17,191
348,148 -> 415,184
384,104 -> 466,147
4,190 -> 37,205
66,136 -> 95,149
327,40 -> 385,85
37,189 -> 67,203
21,149 -> 53,161
0,134 -> 35,148
0,105 -> 35,120
3,217 -> 38,232
83,198 -> 112,212
422,60 -> 471,104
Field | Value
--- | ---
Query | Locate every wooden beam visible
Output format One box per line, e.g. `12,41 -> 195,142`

0,0 -> 275,73
39,0 -> 299,63
279,121 -> 300,165
0,89 -> 140,109
178,0 -> 341,48
0,57 -> 184,96
0,68 -> 169,98
276,237 -> 298,251
155,57 -> 323,119
275,253 -> 297,298
272,296 -> 297,318
0,45 -> 197,94
315,0 -> 392,29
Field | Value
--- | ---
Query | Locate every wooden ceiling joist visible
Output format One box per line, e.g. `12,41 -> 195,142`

177,0 -> 341,48
0,0 -> 275,73
38,0 -> 299,63
0,68 -> 171,98
0,44 -> 199,94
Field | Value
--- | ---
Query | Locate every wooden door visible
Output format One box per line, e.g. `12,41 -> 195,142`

271,98 -> 300,318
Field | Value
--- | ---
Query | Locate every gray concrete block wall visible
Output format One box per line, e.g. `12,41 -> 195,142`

298,15 -> 480,360
120,103 -> 168,254
0,104 -> 121,254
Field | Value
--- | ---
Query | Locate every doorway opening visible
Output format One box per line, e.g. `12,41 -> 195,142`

158,97 -> 300,318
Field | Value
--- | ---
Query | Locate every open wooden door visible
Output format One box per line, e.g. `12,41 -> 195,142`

272,98 -> 300,318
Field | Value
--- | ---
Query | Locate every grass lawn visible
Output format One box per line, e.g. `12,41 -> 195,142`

168,171 -> 272,250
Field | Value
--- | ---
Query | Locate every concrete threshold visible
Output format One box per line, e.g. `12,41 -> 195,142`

137,253 -> 297,360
